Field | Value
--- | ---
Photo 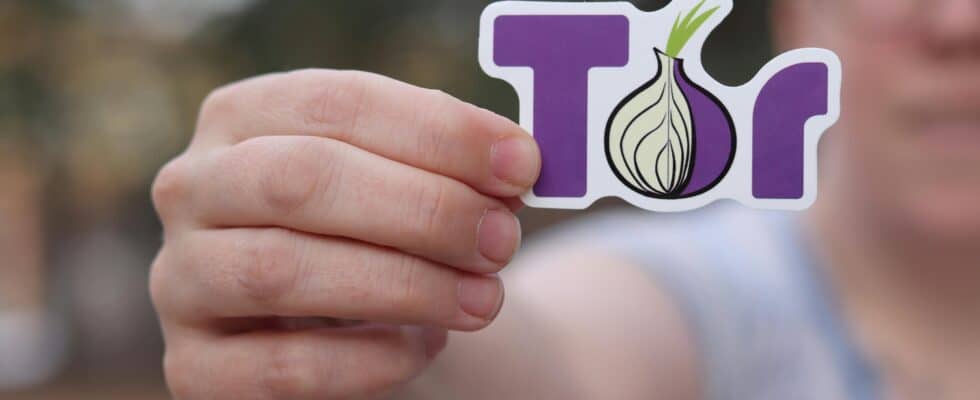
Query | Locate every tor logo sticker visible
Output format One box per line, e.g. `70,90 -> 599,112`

479,0 -> 842,211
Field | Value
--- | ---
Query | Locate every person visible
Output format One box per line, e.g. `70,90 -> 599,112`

148,0 -> 980,398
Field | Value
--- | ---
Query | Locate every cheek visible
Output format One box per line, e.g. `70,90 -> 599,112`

837,42 -> 904,134
831,42 -> 907,180
815,29 -> 980,239
900,184 -> 980,239
831,48 -> 907,209
825,40 -> 980,235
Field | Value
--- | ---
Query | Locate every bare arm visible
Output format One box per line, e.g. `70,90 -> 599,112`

402,245 -> 703,399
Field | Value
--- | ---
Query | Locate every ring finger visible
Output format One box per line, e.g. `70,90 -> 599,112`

153,227 -> 505,332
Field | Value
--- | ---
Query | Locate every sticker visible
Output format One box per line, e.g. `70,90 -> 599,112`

479,0 -> 841,211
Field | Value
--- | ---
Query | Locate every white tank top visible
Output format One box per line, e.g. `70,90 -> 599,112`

528,203 -> 880,400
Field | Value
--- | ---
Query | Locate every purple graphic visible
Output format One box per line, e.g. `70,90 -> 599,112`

753,63 -> 829,199
488,9 -> 834,204
494,15 -> 629,198
674,60 -> 736,196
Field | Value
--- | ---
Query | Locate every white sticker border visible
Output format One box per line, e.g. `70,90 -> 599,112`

479,0 -> 842,211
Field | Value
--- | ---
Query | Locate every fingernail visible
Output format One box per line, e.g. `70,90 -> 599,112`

491,136 -> 539,189
458,274 -> 504,320
477,209 -> 521,265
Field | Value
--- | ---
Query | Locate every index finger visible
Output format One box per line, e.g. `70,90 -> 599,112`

193,69 -> 541,198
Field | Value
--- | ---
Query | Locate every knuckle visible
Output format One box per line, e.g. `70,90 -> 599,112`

148,252 -> 171,312
210,140 -> 259,188
198,83 -> 241,128
383,348 -> 427,389
218,137 -> 338,216
383,256 -> 431,316
363,353 -> 424,396
412,108 -> 452,169
300,70 -> 370,139
236,229 -> 304,305
406,181 -> 449,240
163,348 -> 196,399
257,138 -> 336,215
261,341 -> 321,398
152,156 -> 193,216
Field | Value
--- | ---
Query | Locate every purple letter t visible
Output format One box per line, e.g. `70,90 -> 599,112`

494,15 -> 629,197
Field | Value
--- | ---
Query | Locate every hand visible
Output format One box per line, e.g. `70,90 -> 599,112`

149,69 -> 540,399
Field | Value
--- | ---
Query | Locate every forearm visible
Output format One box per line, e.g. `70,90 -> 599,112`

393,246 -> 702,400
393,293 -> 581,400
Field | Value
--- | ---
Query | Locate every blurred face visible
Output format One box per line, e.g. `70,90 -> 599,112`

783,0 -> 980,240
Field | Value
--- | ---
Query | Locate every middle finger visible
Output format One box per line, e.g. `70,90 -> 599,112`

191,135 -> 521,273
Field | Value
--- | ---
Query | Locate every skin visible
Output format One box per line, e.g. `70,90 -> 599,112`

779,0 -> 980,398
151,1 -> 979,399
150,70 -> 541,398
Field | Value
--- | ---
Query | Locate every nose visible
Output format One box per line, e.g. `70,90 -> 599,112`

927,0 -> 980,55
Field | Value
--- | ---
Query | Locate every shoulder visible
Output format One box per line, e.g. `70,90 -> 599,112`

475,206 -> 769,399
508,203 -> 832,400
412,214 -> 704,400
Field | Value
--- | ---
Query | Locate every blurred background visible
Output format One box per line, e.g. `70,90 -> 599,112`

0,1 -> 771,398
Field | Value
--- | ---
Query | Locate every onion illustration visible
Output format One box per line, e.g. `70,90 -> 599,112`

605,1 -> 736,199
